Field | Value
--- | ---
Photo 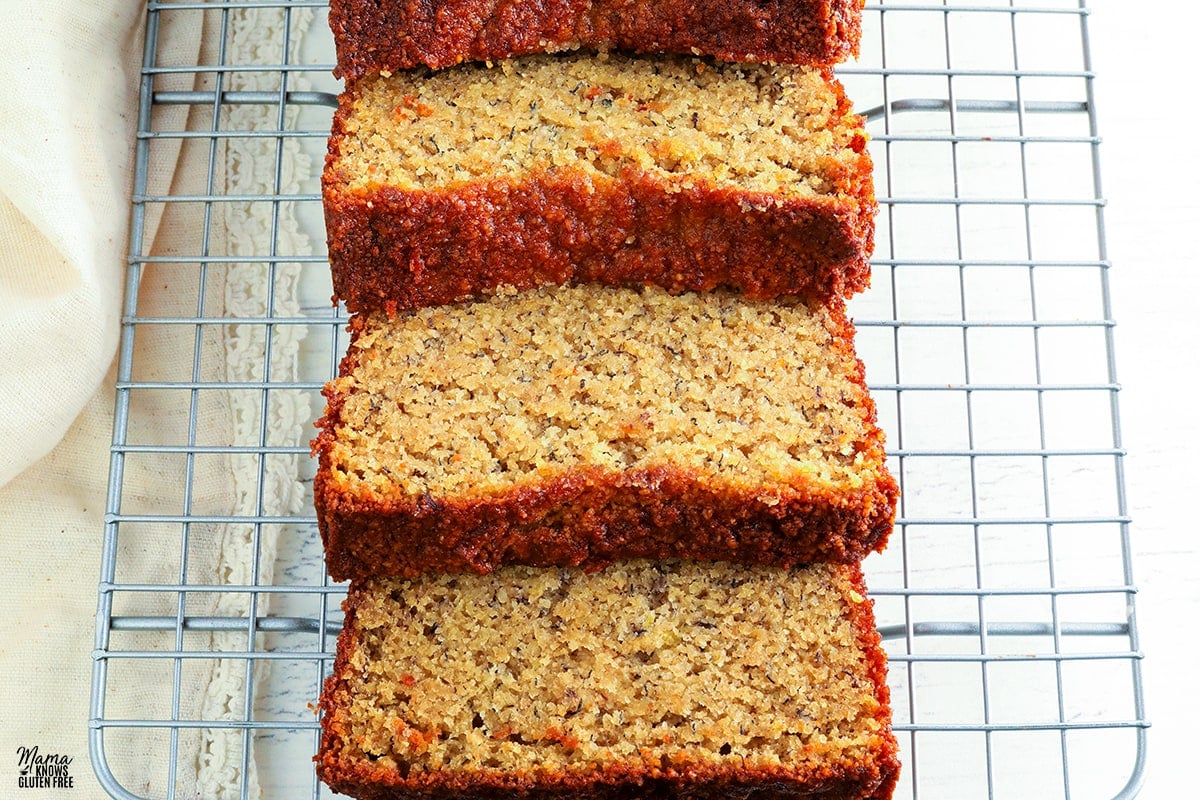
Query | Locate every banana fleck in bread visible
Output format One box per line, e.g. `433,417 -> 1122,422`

323,53 -> 875,314
313,284 -> 896,582
317,560 -> 899,799
329,0 -> 865,78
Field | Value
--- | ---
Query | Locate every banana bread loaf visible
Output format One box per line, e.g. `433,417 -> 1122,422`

329,0 -> 865,78
312,284 -> 896,582
323,53 -> 875,314
317,560 -> 900,799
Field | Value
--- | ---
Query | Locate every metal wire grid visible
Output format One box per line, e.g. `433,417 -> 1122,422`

90,1 -> 1146,798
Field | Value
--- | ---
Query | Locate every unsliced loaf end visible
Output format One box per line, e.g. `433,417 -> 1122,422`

329,0 -> 866,78
317,560 -> 899,799
313,284 -> 896,581
323,53 -> 875,313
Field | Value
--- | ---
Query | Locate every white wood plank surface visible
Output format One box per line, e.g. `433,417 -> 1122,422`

1087,3 -> 1200,797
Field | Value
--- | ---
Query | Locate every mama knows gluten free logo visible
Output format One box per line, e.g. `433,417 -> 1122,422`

16,746 -> 74,790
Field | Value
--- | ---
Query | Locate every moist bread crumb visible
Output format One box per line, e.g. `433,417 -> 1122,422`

313,284 -> 896,581
317,560 -> 900,799
323,53 -> 875,314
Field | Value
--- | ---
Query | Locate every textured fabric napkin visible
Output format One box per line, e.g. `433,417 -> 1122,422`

0,3 -> 313,798
0,4 -> 147,487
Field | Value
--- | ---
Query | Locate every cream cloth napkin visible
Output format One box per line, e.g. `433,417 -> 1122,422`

0,4 -> 145,487
0,3 -> 314,798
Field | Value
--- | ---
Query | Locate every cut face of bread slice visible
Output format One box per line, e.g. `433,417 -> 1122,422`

313,284 -> 896,581
317,560 -> 899,799
323,53 -> 875,314
329,0 -> 866,78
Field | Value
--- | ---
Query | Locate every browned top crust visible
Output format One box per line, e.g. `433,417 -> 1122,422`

317,749 -> 897,799
329,0 -> 866,78
323,170 -> 876,316
314,457 -> 897,582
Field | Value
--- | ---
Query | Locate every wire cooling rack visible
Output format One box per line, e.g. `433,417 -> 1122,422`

91,1 -> 1146,798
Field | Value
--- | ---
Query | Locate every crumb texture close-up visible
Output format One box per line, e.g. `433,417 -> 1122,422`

318,560 -> 899,798
312,285 -> 897,580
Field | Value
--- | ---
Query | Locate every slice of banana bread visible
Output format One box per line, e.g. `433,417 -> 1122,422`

312,284 -> 896,582
323,53 -> 875,314
317,560 -> 899,799
329,0 -> 866,78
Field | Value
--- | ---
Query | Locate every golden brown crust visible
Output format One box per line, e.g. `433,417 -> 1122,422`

316,563 -> 900,799
315,461 -> 896,582
317,758 -> 892,799
312,300 -> 896,583
322,68 -> 875,315
323,176 -> 875,315
329,0 -> 866,79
